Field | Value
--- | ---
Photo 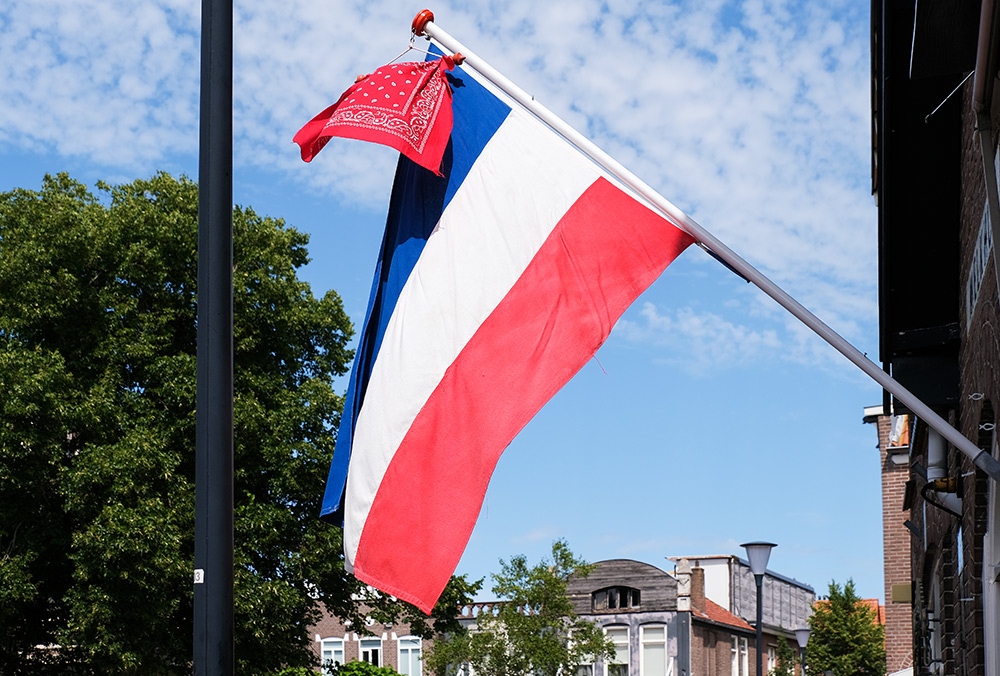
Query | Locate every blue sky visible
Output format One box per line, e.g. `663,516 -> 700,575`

0,0 -> 884,604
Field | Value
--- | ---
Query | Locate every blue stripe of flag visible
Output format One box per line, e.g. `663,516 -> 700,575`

321,54 -> 512,521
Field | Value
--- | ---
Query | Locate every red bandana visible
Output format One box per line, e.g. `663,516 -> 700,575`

294,55 -> 460,175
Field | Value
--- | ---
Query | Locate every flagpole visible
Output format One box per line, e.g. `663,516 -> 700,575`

412,10 -> 1000,483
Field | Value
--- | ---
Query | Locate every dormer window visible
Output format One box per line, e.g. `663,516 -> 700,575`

592,586 -> 641,611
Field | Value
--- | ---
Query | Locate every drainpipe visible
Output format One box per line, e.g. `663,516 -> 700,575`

923,429 -> 963,518
973,0 -> 997,115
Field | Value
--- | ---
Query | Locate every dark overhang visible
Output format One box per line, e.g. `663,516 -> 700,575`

871,0 -> 974,409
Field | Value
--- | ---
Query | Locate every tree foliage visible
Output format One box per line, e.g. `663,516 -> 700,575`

806,579 -> 885,676
768,635 -> 797,676
323,661 -> 401,676
426,540 -> 613,676
0,173 -> 469,675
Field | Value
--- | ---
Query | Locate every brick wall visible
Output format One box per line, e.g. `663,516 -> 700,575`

690,627 -> 754,676
897,76 -> 999,676
874,413 -> 914,674
308,607 -> 428,674
951,79 -> 1000,676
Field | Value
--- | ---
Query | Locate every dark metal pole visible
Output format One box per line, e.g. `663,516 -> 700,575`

194,0 -> 234,671
755,574 -> 764,676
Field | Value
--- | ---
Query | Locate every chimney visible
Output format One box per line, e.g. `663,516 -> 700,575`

691,566 -> 706,614
676,558 -> 691,612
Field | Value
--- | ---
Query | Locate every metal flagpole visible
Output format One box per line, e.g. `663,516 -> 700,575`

411,9 -> 1000,483
194,0 -> 234,671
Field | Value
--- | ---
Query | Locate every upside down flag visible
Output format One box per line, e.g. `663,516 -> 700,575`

319,56 -> 695,613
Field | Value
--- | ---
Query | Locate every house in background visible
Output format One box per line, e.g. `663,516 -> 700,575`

565,559 -> 685,676
308,610 -> 425,676
563,556 -> 812,676
670,555 -> 814,675
672,560 -> 758,676
307,554 -> 815,676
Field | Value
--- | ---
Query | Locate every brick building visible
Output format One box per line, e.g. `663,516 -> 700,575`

675,562 -> 757,676
864,408 -> 916,675
307,609 -> 426,675
670,556 -> 814,675
306,556 -> 814,676
871,0 -> 1000,674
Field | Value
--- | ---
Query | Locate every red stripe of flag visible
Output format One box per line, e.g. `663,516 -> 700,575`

351,177 -> 694,612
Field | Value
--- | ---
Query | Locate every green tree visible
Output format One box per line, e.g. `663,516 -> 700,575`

768,635 -> 797,676
270,663 -> 402,676
324,661 -> 401,676
0,173 -> 469,675
426,540 -> 613,676
807,579 -> 885,676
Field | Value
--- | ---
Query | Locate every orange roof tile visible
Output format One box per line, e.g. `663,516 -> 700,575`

692,598 -> 754,632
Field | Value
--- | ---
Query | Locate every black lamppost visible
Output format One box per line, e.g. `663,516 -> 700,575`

794,627 -> 811,674
741,541 -> 776,676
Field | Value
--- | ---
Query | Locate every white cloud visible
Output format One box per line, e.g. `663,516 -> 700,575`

617,301 -> 781,374
0,0 -> 200,168
0,0 -> 877,342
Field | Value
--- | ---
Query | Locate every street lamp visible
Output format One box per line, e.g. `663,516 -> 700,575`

794,627 -> 811,674
741,541 -> 777,676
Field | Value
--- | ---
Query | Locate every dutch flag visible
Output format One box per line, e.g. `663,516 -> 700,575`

320,54 -> 694,613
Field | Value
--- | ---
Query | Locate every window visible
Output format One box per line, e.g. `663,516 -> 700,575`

929,559 -> 943,671
570,629 -> 596,676
739,638 -> 748,676
985,433 -> 1000,674
606,626 -> 629,676
731,637 -> 739,676
640,625 -> 667,676
398,636 -> 422,676
360,637 -> 381,667
767,646 -> 777,673
320,637 -> 344,675
593,586 -> 641,611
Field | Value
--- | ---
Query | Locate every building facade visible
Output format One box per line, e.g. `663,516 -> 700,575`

872,0 -> 1000,674
567,557 -> 814,676
307,555 -> 814,676
671,555 -> 814,675
308,610 -> 426,675
566,559 -> 685,676
864,407 -> 916,676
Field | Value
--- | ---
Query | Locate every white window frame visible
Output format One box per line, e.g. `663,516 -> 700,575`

569,627 -> 596,676
739,637 -> 748,676
984,433 -> 1000,675
731,637 -> 739,676
398,635 -> 422,676
320,637 -> 345,675
360,637 -> 382,667
605,625 -> 629,676
639,624 -> 667,676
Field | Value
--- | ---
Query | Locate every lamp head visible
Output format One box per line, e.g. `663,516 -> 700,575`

794,627 -> 811,648
740,541 -> 777,576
